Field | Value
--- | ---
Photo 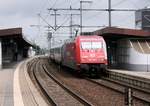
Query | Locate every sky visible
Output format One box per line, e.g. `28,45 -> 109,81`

0,0 -> 150,48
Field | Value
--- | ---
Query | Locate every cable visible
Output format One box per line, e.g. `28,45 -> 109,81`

54,0 -> 69,8
89,0 -> 102,9
56,16 -> 70,30
39,14 -> 56,30
42,0 -> 59,20
50,0 -> 59,8
85,11 -> 104,21
37,0 -> 60,32
113,12 -> 134,28
112,0 -> 127,7
70,0 -> 80,7
39,0 -> 50,14
38,0 -> 57,29
139,0 -> 150,9
129,0 -> 139,9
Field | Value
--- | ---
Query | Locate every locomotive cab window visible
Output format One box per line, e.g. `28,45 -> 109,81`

81,42 -> 102,50
92,42 -> 102,49
81,42 -> 91,49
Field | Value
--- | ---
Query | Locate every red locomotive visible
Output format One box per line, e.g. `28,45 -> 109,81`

50,35 -> 107,76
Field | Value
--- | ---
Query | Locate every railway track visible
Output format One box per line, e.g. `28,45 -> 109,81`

32,60 -> 56,106
86,70 -> 150,104
27,57 -> 150,106
27,57 -> 93,106
105,70 -> 150,93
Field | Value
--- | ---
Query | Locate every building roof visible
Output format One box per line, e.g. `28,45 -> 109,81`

93,27 -> 150,39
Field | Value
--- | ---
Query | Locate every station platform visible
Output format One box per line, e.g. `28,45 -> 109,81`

0,67 -> 14,106
0,60 -> 48,106
109,69 -> 150,80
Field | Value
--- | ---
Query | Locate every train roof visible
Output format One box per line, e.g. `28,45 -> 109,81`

77,35 -> 102,38
63,35 -> 103,44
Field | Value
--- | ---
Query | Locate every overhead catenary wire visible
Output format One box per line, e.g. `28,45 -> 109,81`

53,0 -> 71,8
112,0 -> 127,7
42,0 -> 59,21
56,16 -> 70,30
88,0 -> 103,9
129,0 -> 140,9
111,0 -> 147,27
70,0 -> 80,7
136,0 -> 149,9
44,0 -> 58,19
39,0 -> 48,14
38,0 -> 56,17
38,0 -> 59,28
85,11 -> 104,21
50,0 -> 59,8
38,14 -> 56,30
40,0 -> 149,32
38,0 -> 150,48
32,0 -> 59,41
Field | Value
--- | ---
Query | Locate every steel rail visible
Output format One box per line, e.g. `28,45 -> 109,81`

28,59 -> 57,106
48,8 -> 137,11
42,64 -> 93,106
86,77 -> 150,103
86,78 -> 124,93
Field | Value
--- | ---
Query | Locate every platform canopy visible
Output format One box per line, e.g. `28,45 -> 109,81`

0,28 -> 22,37
92,27 -> 150,39
0,28 -> 31,46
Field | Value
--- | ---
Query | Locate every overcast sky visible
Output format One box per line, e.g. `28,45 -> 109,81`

0,0 -> 150,48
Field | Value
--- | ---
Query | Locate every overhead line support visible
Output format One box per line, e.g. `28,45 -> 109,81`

108,0 -> 111,27
48,8 -> 137,11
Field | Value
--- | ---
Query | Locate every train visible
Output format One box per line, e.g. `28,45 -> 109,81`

50,35 -> 107,76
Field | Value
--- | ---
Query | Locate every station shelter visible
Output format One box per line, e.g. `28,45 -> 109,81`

0,28 -> 31,68
92,27 -> 150,71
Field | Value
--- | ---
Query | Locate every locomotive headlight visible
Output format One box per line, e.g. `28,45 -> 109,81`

90,54 -> 95,57
100,58 -> 105,61
82,55 -> 88,58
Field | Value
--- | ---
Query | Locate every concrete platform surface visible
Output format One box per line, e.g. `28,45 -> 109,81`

0,60 -> 48,106
17,60 -> 48,106
0,68 -> 15,106
110,69 -> 150,80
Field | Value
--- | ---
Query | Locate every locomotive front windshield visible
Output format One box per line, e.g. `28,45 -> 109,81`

81,42 -> 102,50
